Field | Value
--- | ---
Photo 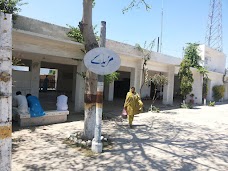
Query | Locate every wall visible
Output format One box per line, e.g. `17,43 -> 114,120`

141,84 -> 151,98
199,45 -> 226,74
13,15 -> 71,41
207,72 -> 224,101
188,69 -> 203,104
224,83 -> 228,100
12,70 -> 31,96
56,70 -> 73,93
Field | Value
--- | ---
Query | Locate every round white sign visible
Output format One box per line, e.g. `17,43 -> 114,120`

84,47 -> 121,75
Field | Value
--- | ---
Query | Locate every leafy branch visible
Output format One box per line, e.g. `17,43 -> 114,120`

0,0 -> 27,14
135,40 -> 155,95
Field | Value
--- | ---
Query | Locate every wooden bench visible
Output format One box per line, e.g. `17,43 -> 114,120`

19,110 -> 69,127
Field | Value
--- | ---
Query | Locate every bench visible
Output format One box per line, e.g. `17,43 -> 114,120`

19,110 -> 69,127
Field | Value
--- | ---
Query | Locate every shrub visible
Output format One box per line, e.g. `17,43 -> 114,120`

180,103 -> 193,109
148,105 -> 160,113
212,85 -> 225,102
208,101 -> 215,107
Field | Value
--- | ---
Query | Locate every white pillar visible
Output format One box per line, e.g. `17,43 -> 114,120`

72,66 -> 77,102
130,68 -> 136,88
74,62 -> 85,112
190,70 -> 203,104
104,82 -> 114,101
163,65 -> 175,105
0,12 -> 12,171
130,61 -> 143,94
31,60 -> 40,97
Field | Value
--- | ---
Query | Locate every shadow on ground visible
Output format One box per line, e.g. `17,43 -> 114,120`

12,114 -> 228,171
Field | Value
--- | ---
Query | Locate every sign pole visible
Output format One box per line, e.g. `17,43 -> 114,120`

91,21 -> 106,153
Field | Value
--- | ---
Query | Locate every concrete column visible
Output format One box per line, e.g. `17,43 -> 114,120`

130,61 -> 143,94
31,60 -> 40,97
104,82 -> 114,101
163,65 -> 175,105
0,12 -> 12,171
72,66 -> 77,101
74,62 -> 86,112
130,68 -> 136,88
190,70 -> 203,104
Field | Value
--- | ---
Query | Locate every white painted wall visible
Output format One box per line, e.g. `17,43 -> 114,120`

141,84 -> 150,98
199,45 -> 226,74
207,72 -> 224,101
188,69 -> 203,104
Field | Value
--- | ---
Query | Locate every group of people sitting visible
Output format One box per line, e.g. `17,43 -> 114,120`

12,91 -> 68,121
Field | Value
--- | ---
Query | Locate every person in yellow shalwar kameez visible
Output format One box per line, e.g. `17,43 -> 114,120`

124,87 -> 143,128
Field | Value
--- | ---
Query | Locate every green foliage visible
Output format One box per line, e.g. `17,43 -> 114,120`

148,105 -> 160,113
12,57 -> 24,66
67,25 -> 99,44
150,73 -> 168,103
104,72 -> 120,84
197,66 -> 209,76
178,59 -> 194,99
180,103 -> 193,109
150,74 -> 168,87
76,72 -> 86,79
67,25 -> 84,43
0,0 -> 26,14
208,101 -> 215,107
184,43 -> 201,68
212,85 -> 225,102
49,70 -> 56,75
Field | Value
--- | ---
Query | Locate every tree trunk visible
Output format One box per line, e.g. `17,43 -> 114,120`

0,12 -> 12,170
140,62 -> 145,96
80,0 -> 99,140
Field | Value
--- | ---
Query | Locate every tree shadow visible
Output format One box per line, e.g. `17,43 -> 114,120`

12,114 -> 228,171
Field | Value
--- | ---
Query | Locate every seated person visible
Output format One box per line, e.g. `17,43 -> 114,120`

12,91 -> 29,121
56,94 -> 68,111
26,94 -> 45,117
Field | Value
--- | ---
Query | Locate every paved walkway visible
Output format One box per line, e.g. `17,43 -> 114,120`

12,104 -> 228,171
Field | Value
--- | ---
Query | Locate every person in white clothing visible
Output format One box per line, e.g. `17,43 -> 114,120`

56,94 -> 68,111
12,91 -> 29,121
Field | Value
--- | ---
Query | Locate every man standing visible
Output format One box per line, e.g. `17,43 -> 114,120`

12,91 -> 29,121
43,75 -> 49,92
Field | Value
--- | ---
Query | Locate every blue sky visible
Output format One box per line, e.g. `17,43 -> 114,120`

19,0 -> 228,63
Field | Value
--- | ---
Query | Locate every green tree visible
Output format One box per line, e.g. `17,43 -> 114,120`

213,85 -> 225,102
184,43 -> 201,68
135,41 -> 155,95
0,0 -> 27,20
80,0 -> 151,139
178,59 -> 194,101
150,73 -> 168,103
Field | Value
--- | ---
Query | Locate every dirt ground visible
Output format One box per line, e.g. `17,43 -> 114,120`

12,103 -> 228,171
